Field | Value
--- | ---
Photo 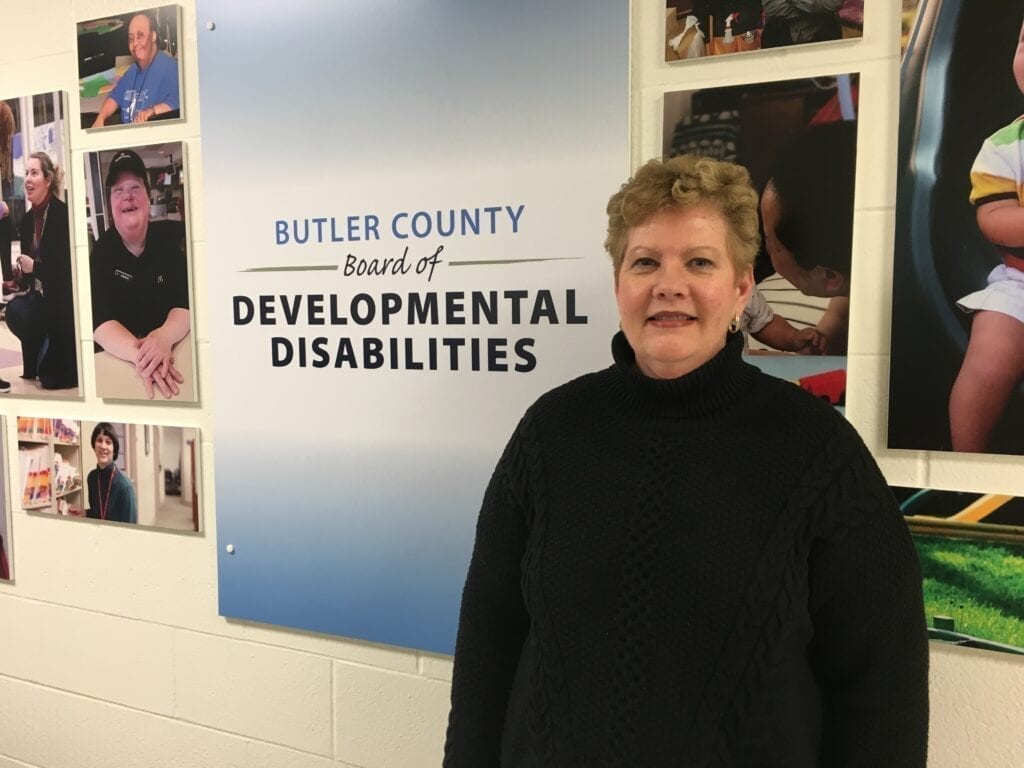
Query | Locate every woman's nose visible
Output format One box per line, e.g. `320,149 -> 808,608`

654,264 -> 688,297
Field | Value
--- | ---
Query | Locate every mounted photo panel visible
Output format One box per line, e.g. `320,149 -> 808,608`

664,0 -> 863,63
78,6 -> 184,131
84,141 -> 196,402
662,73 -> 859,411
17,416 -> 200,532
889,0 -> 1024,454
896,484 -> 1024,657
0,91 -> 82,397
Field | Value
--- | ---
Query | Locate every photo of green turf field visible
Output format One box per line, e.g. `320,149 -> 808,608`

894,487 -> 1024,656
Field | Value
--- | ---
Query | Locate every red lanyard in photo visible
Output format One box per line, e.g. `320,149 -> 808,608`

98,465 -> 118,521
31,203 -> 49,260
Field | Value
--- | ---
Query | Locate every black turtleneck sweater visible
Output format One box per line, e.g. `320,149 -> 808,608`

444,332 -> 928,767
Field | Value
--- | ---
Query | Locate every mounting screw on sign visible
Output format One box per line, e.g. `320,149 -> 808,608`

225,544 -> 235,555
206,21 -> 216,31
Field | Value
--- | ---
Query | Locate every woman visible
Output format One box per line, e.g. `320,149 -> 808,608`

90,149 -> 190,400
444,156 -> 928,766
6,151 -> 78,390
85,422 -> 137,524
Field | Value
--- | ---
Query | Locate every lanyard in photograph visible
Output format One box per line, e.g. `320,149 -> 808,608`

128,61 -> 153,121
31,203 -> 49,260
98,465 -> 118,521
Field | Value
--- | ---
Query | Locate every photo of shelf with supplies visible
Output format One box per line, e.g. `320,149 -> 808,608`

15,416 -> 200,531
17,417 -> 82,515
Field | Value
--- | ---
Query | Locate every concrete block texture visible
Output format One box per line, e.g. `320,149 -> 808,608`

0,675 -> 337,768
419,653 -> 454,682
0,596 -> 174,715
334,662 -> 450,768
173,630 -> 333,756
0,754 -> 46,768
928,646 -> 1024,768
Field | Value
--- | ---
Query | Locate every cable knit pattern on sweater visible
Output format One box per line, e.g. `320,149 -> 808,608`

443,331 -> 929,767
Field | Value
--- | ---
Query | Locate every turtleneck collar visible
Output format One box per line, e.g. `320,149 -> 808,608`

609,330 -> 759,418
95,462 -> 116,477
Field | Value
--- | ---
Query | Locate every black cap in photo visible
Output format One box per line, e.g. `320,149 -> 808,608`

105,149 -> 150,191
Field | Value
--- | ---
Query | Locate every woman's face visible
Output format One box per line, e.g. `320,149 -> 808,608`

24,157 -> 51,208
94,434 -> 115,468
109,171 -> 150,241
615,205 -> 751,380
128,14 -> 158,70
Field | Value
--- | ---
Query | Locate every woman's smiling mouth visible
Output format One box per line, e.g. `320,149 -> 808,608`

648,311 -> 696,326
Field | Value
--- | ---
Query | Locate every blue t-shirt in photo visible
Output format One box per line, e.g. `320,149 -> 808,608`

108,50 -> 181,123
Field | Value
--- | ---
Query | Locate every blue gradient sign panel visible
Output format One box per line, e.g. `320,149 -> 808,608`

197,1 -> 628,653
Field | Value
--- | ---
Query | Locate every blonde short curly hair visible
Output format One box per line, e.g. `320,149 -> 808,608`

605,155 -> 761,273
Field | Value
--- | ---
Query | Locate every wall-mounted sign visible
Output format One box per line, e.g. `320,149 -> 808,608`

198,0 -> 628,653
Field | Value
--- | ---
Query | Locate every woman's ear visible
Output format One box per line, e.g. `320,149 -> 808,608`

735,267 -> 754,308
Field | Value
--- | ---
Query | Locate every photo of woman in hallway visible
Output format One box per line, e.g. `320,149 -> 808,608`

17,416 -> 200,531
76,421 -> 199,530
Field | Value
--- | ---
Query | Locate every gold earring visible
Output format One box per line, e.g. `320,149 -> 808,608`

729,315 -> 741,334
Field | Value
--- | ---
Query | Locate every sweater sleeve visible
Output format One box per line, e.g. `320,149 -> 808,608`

111,474 -> 138,524
807,425 -> 929,767
443,417 -> 534,767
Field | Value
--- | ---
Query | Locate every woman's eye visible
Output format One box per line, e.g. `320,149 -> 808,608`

632,256 -> 658,268
690,258 -> 713,269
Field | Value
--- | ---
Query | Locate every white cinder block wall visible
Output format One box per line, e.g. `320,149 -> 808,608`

0,2 -> 1020,766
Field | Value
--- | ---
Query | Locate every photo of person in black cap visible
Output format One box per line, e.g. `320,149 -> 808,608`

86,144 -> 193,400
